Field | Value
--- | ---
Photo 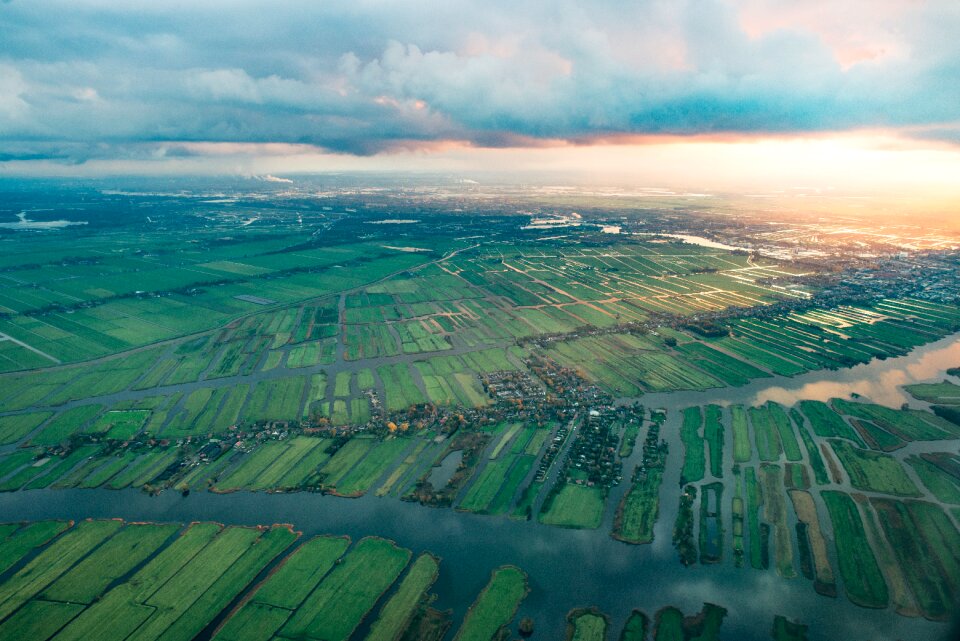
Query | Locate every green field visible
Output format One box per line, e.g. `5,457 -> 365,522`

703,404 -> 724,478
364,553 -> 440,641
798,400 -> 864,445
538,484 -> 606,529
613,466 -> 664,545
466,453 -> 537,515
749,406 -> 783,462
0,522 -> 70,577
41,523 -> 178,604
378,363 -> 427,412
214,535 -> 351,640
0,519 -> 122,620
30,405 -> 103,445
821,491 -> 888,608
453,566 -> 528,641
679,407 -> 705,485
334,437 -> 410,496
0,412 -> 52,445
3,521 -> 419,641
745,467 -> 764,570
829,440 -> 919,496
871,498 -> 960,620
730,405 -> 752,463
566,609 -> 608,641
619,610 -> 649,641
280,537 -> 411,641
791,408 -> 830,485
652,603 -> 726,641
319,437 -> 377,489
906,454 -> 960,504
759,465 -> 794,578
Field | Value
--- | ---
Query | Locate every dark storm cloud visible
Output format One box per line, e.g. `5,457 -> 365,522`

1,0 -> 959,163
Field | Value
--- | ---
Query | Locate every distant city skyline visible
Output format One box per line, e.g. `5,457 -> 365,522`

1,1 -> 959,201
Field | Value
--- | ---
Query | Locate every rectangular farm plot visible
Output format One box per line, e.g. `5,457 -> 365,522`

333,437 -> 412,496
0,599 -> 86,640
0,412 -> 53,445
41,523 -> 178,604
89,409 -> 150,440
679,406 -> 705,485
160,384 -> 249,437
377,363 -> 427,412
344,325 -> 399,360
0,521 -> 72,575
286,340 -> 336,368
0,519 -> 123,621
544,333 -> 722,395
829,440 -> 920,496
318,437 -> 377,487
458,452 -> 536,515
53,523 -> 296,641
363,553 -> 440,641
798,400 -> 864,445
452,566 -> 528,641
415,356 -> 491,408
30,404 -> 103,445
279,537 -> 412,641
907,454 -> 960,504
214,536 -> 352,641
110,526 -> 292,641
214,437 -> 333,492
538,484 -> 606,529
0,338 -> 58,373
821,491 -> 889,609
244,376 -> 307,423
871,498 -> 960,620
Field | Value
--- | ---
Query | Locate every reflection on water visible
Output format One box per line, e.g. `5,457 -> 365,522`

0,486 -> 947,641
0,212 -> 87,230
634,232 -> 747,252
752,335 -> 960,408
640,332 -> 960,410
1,334 -> 958,640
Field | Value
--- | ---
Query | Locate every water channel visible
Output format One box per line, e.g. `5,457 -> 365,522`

2,333 -> 960,640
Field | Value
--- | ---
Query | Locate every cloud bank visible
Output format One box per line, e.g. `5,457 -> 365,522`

1,0 -> 959,165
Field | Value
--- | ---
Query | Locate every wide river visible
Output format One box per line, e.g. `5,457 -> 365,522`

2,334 -> 960,641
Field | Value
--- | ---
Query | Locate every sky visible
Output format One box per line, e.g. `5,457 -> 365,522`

1,0 -> 960,199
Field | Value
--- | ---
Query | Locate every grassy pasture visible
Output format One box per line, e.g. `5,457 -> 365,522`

730,405 -> 751,463
821,491 -> 888,609
0,519 -> 122,621
0,412 -> 53,445
679,407 -> 705,485
280,537 -> 411,641
538,484 -> 606,529
364,553 -> 440,641
829,440 -> 919,496
335,437 -> 410,496
566,610 -> 608,641
453,566 -> 528,641
871,498 -> 960,620
30,404 -> 103,445
0,521 -> 71,575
